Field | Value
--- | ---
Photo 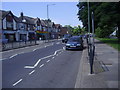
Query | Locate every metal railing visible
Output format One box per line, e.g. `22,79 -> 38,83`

1,40 -> 37,51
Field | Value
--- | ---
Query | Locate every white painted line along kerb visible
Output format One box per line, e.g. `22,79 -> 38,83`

10,54 -> 18,59
40,64 -> 44,68
29,70 -> 35,75
13,79 -> 23,87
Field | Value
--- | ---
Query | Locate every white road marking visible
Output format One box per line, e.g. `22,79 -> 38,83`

13,79 -> 22,87
0,58 -> 7,61
34,59 -> 42,67
24,66 -> 34,69
33,49 -> 37,51
40,64 -> 44,68
9,54 -> 18,59
24,49 -> 63,69
41,55 -> 53,60
19,52 -> 24,54
45,44 -> 52,48
52,57 -> 55,59
63,47 -> 66,50
47,60 -> 50,63
24,59 -> 42,69
56,42 -> 60,44
29,70 -> 35,75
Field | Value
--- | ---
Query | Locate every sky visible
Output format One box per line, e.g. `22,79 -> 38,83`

1,2 -> 83,27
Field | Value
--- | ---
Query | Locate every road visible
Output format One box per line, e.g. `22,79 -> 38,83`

2,40 -> 83,88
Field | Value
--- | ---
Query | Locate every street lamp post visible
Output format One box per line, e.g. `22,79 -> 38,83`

46,4 -> 55,41
47,4 -> 56,20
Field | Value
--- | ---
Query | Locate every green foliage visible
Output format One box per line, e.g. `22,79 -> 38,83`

71,25 -> 83,35
95,26 -> 114,38
97,38 -> 120,51
77,2 -> 120,38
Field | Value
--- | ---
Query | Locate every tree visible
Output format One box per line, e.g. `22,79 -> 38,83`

71,25 -> 82,35
77,2 -> 120,38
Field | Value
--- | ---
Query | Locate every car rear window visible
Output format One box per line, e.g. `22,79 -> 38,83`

69,37 -> 81,42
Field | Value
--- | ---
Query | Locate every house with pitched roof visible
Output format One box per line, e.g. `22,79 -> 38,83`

55,24 -> 62,38
1,10 -> 17,42
1,10 -> 63,42
19,12 -> 37,41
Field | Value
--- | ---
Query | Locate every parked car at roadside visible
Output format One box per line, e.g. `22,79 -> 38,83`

65,36 -> 84,50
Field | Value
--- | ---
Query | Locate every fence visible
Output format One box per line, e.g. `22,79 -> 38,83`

1,40 -> 37,51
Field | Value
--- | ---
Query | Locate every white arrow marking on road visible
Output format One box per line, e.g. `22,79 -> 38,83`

24,49 -> 63,69
13,79 -> 23,87
10,54 -> 18,59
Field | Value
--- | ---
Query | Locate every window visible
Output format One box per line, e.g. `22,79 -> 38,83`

7,22 -> 13,29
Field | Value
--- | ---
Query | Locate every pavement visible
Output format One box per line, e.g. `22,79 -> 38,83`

75,39 -> 119,89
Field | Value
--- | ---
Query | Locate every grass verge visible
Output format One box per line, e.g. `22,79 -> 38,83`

96,38 -> 120,51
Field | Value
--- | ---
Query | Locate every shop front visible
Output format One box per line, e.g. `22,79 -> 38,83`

28,32 -> 36,41
36,30 -> 48,40
3,31 -> 16,42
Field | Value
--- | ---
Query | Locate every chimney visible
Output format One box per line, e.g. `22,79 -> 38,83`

20,12 -> 23,20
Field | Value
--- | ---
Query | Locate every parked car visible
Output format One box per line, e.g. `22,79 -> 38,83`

62,34 -> 71,43
65,36 -> 84,50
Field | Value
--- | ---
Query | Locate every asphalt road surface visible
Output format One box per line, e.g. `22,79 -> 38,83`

2,40 -> 83,88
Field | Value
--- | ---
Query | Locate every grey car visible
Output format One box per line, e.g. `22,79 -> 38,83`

65,36 -> 83,50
